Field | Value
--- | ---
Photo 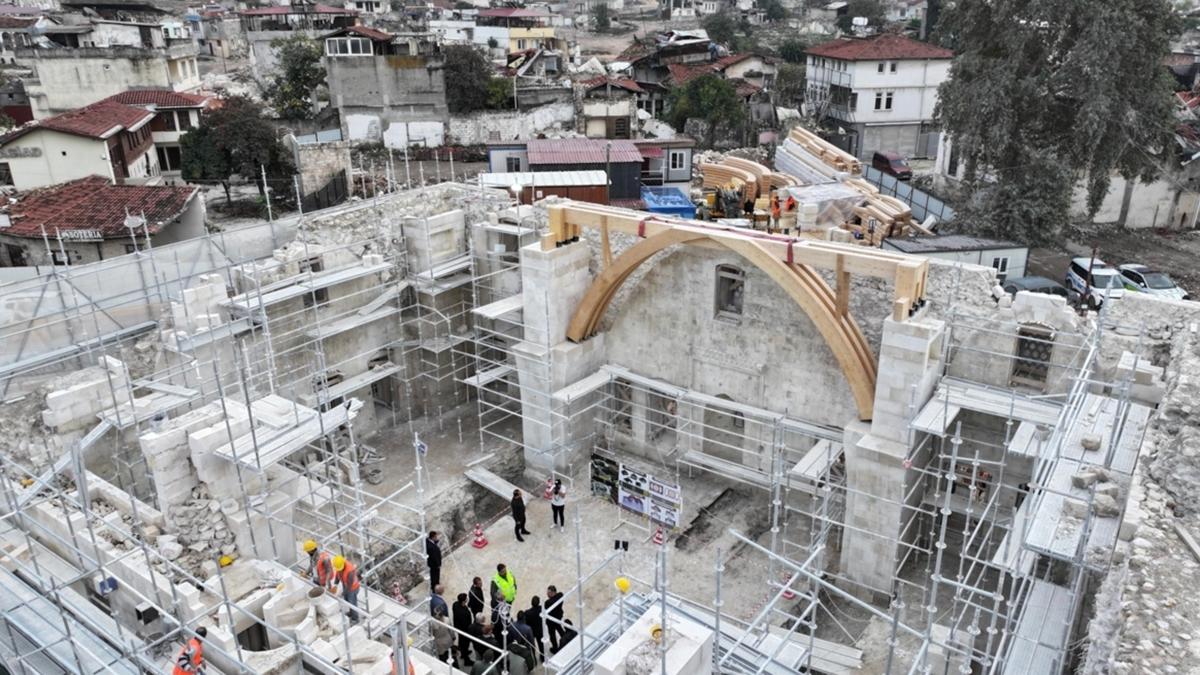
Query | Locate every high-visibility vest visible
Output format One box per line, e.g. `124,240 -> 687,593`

172,638 -> 203,674
493,571 -> 516,603
338,562 -> 360,593
314,552 -> 333,587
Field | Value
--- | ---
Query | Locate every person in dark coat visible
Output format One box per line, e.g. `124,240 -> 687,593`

511,489 -> 530,542
453,593 -> 474,668
468,576 -> 485,616
425,531 -> 442,588
526,596 -> 545,662
545,585 -> 565,652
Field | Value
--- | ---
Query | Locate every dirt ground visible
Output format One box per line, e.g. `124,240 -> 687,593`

1025,228 -> 1200,296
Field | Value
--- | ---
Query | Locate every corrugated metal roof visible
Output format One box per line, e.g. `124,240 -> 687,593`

882,234 -> 1022,254
479,171 -> 608,188
527,139 -> 643,165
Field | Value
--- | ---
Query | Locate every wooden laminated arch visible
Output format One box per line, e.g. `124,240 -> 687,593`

545,202 -> 928,422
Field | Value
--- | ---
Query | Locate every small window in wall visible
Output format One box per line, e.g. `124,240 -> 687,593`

889,62 -> 897,73
505,156 -> 522,172
885,91 -> 894,110
991,256 -> 1009,282
303,287 -> 329,308
669,150 -> 686,171
874,92 -> 883,110
849,92 -> 857,111
50,249 -> 73,266
0,162 -> 11,186
877,62 -> 885,73
1011,325 -> 1054,388
714,264 -> 745,320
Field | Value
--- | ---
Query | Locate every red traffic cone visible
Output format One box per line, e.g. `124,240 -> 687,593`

781,573 -> 796,600
543,477 -> 554,499
471,523 -> 488,549
652,527 -> 665,545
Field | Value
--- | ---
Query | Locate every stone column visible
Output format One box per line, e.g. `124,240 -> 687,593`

514,240 -> 606,475
839,314 -> 944,600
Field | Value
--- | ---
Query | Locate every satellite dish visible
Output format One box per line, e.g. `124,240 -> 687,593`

851,16 -> 868,26
124,213 -> 146,230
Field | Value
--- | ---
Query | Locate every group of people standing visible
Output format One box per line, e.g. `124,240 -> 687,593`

419,479 -> 575,673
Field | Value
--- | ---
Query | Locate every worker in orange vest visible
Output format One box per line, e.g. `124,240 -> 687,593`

332,555 -> 362,624
390,651 -> 416,675
172,627 -> 206,675
303,539 -> 334,589
770,193 -> 782,233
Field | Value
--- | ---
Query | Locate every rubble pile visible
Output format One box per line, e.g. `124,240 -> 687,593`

161,485 -> 239,577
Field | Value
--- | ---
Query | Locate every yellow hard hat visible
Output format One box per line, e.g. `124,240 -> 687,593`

303,539 -> 317,553
650,624 -> 663,642
333,555 -> 346,571
614,577 -> 630,594
219,555 -> 234,567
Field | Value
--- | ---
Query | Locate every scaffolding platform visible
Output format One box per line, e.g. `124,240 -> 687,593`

679,450 -> 773,489
0,320 -> 157,381
471,295 -> 524,320
481,222 -> 536,237
462,364 -> 514,388
934,377 -> 1062,426
464,466 -> 519,499
213,398 -> 363,471
553,371 -> 612,403
98,388 -> 199,429
163,317 -> 255,353
1059,394 -> 1151,475
1023,457 -> 1122,564
415,253 -> 471,282
1001,579 -> 1071,674
310,365 -> 400,406
991,496 -> 1037,576
1006,420 -> 1044,459
911,400 -> 961,437
787,440 -> 843,494
304,306 -> 401,340
223,263 -> 391,314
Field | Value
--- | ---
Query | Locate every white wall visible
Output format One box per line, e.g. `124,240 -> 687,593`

448,101 -> 574,145
0,130 -> 113,190
849,58 -> 948,124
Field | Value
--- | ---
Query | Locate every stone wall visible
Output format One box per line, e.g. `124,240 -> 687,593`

291,139 -> 352,196
447,101 -> 575,146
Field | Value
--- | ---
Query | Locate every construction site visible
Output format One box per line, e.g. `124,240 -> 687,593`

0,135 -> 1198,675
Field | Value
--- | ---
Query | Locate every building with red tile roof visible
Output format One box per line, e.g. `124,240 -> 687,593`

97,90 -> 215,176
806,33 -> 953,61
0,175 -> 205,266
0,99 -> 161,190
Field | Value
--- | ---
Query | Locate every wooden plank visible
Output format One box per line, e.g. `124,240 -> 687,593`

835,254 -> 849,318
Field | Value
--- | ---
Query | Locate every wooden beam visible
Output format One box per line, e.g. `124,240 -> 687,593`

835,254 -> 849,318
600,215 -> 612,270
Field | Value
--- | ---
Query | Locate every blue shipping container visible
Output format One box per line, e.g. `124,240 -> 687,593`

640,187 -> 696,219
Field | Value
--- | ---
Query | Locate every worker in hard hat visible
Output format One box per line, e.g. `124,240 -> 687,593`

303,539 -> 334,590
172,626 -> 207,675
332,554 -> 362,624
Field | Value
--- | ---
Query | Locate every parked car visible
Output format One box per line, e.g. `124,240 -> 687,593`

1117,264 -> 1189,300
1002,276 -> 1070,299
871,151 -> 913,180
1065,257 -> 1125,308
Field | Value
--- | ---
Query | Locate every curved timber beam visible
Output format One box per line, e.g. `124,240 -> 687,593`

567,230 -> 878,420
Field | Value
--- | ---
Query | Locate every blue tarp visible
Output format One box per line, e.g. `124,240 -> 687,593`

641,187 -> 695,219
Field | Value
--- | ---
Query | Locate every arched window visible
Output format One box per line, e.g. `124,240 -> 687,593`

1011,324 -> 1054,388
715,264 -> 745,320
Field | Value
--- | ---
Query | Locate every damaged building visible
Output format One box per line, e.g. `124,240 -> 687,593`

0,164 -> 1195,674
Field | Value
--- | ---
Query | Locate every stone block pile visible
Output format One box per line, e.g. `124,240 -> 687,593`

40,356 -> 131,431
161,485 -> 239,575
168,274 -> 228,337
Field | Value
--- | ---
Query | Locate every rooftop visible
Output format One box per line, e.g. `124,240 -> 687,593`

2,176 -> 200,240
580,76 -> 645,94
0,15 -> 36,28
477,7 -> 549,17
238,4 -> 355,16
806,33 -> 953,61
101,89 -> 212,108
527,138 -> 643,165
0,99 -> 153,145
325,24 -> 393,41
881,234 -> 1023,254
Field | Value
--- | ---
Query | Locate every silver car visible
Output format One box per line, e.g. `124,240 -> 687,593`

1118,264 -> 1189,301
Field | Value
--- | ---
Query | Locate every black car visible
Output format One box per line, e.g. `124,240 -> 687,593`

1002,276 -> 1070,299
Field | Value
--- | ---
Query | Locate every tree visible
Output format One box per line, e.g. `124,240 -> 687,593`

266,35 -> 326,121
487,77 -> 514,110
701,13 -> 737,45
591,2 -> 611,31
774,63 -> 805,106
936,0 -> 1180,244
667,74 -> 746,146
779,37 -> 808,64
836,0 -> 885,32
443,45 -> 495,113
762,0 -> 788,22
179,96 -> 294,204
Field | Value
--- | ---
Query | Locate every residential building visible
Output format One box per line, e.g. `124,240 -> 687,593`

0,175 -> 203,266
633,137 -> 695,190
0,77 -> 32,124
805,33 -> 952,159
186,5 -> 246,60
0,98 -> 160,190
239,1 -> 357,77
101,89 -> 213,177
0,14 -> 49,64
323,26 -> 448,147
508,48 -> 571,108
577,76 -> 642,139
884,0 -> 926,24
475,7 -> 565,53
15,8 -> 201,118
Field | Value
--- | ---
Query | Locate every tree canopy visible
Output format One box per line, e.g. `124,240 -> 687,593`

443,45 -> 499,113
701,13 -> 737,45
836,0 -> 885,32
778,38 -> 808,64
180,96 -> 294,203
762,0 -> 787,23
266,35 -> 326,121
774,63 -> 805,107
667,74 -> 746,146
591,2 -> 611,31
935,0 -> 1181,244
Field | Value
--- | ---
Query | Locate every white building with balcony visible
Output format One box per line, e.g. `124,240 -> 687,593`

805,33 -> 951,160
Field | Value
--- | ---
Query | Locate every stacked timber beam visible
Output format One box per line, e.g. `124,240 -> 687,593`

787,127 -> 861,175
699,157 -> 800,204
